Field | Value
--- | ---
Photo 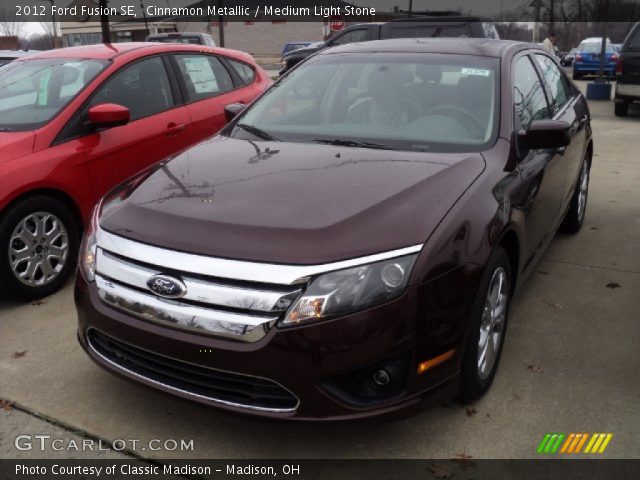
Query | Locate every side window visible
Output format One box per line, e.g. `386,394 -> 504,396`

513,56 -> 550,130
227,59 -> 255,85
91,57 -> 174,121
174,54 -> 234,102
626,25 -> 640,50
332,29 -> 369,46
534,54 -> 571,111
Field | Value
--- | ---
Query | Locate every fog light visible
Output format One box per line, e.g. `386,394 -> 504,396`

372,369 -> 391,386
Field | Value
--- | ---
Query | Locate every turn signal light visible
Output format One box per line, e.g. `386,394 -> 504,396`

417,349 -> 455,375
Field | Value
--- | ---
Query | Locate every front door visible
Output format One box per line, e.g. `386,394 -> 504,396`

513,54 -> 566,264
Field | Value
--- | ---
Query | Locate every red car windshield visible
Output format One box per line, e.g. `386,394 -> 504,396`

0,58 -> 107,132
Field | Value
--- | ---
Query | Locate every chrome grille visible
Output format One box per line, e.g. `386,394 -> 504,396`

94,228 -> 424,342
94,233 -> 302,342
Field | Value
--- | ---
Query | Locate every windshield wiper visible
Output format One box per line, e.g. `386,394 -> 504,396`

313,139 -> 400,150
235,123 -> 279,141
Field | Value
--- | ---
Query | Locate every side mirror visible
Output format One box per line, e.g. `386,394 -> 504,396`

88,103 -> 130,130
520,119 -> 571,150
224,103 -> 246,122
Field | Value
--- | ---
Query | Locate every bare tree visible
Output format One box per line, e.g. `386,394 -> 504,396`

38,21 -> 57,49
0,8 -> 25,38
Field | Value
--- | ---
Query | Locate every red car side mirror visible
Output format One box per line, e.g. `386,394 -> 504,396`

88,103 -> 130,130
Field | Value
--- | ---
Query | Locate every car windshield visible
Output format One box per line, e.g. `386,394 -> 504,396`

230,53 -> 499,153
0,58 -> 107,131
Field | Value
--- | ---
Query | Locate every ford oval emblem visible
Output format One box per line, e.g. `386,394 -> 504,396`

146,275 -> 187,299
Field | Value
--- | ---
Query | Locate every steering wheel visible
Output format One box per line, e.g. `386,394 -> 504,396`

424,105 -> 485,139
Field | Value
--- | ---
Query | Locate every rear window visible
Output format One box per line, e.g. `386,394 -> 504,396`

227,59 -> 255,85
580,43 -> 616,53
388,25 -> 469,39
150,36 -> 202,44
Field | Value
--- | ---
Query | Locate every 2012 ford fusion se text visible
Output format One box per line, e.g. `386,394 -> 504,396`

74,39 -> 592,420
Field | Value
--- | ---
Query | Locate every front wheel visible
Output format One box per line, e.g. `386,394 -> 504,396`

460,247 -> 512,401
0,196 -> 79,300
560,157 -> 590,234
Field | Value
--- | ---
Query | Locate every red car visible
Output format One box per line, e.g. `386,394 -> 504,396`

0,42 -> 270,300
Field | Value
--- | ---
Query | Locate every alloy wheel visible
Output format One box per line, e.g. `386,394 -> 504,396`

8,211 -> 70,287
477,266 -> 508,380
577,161 -> 589,223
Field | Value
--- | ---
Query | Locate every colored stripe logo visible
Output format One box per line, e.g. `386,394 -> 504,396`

537,433 -> 613,454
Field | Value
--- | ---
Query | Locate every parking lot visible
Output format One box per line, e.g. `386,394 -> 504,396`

1,81 -> 639,460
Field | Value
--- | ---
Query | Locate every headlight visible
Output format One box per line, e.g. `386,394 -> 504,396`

78,169 -> 153,283
281,254 -> 417,326
79,202 -> 99,282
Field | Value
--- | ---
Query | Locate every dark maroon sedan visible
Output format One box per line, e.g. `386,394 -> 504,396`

75,39 -> 592,420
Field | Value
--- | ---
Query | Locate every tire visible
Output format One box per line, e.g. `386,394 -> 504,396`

560,156 -> 590,234
0,195 -> 79,300
572,70 -> 582,80
460,246 -> 512,401
614,101 -> 629,117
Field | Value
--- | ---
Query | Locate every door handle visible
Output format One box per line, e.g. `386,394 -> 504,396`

165,123 -> 186,137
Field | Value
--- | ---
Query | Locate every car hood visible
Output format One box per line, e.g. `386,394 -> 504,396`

100,136 -> 485,265
0,132 -> 35,164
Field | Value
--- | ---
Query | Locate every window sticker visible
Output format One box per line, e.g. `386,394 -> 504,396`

37,71 -> 52,105
461,68 -> 491,77
182,57 -> 219,94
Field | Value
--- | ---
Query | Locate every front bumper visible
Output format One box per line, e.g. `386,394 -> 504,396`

615,82 -> 640,100
574,62 -> 615,74
75,264 -> 476,420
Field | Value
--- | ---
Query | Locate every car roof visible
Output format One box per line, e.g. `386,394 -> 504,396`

15,42 -> 250,62
320,38 -> 537,58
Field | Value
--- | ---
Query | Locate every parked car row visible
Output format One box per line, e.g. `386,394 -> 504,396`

615,22 -> 640,116
280,15 -> 500,74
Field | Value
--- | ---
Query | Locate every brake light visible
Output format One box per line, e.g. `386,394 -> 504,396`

575,53 -> 583,61
611,53 -> 618,61
616,55 -> 624,75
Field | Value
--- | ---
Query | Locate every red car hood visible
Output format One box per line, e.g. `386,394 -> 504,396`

100,136 -> 486,265
0,132 -> 35,164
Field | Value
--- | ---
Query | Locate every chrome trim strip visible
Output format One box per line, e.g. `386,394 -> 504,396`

96,228 -> 423,285
95,276 -> 278,341
86,329 -> 299,413
96,250 -> 299,312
